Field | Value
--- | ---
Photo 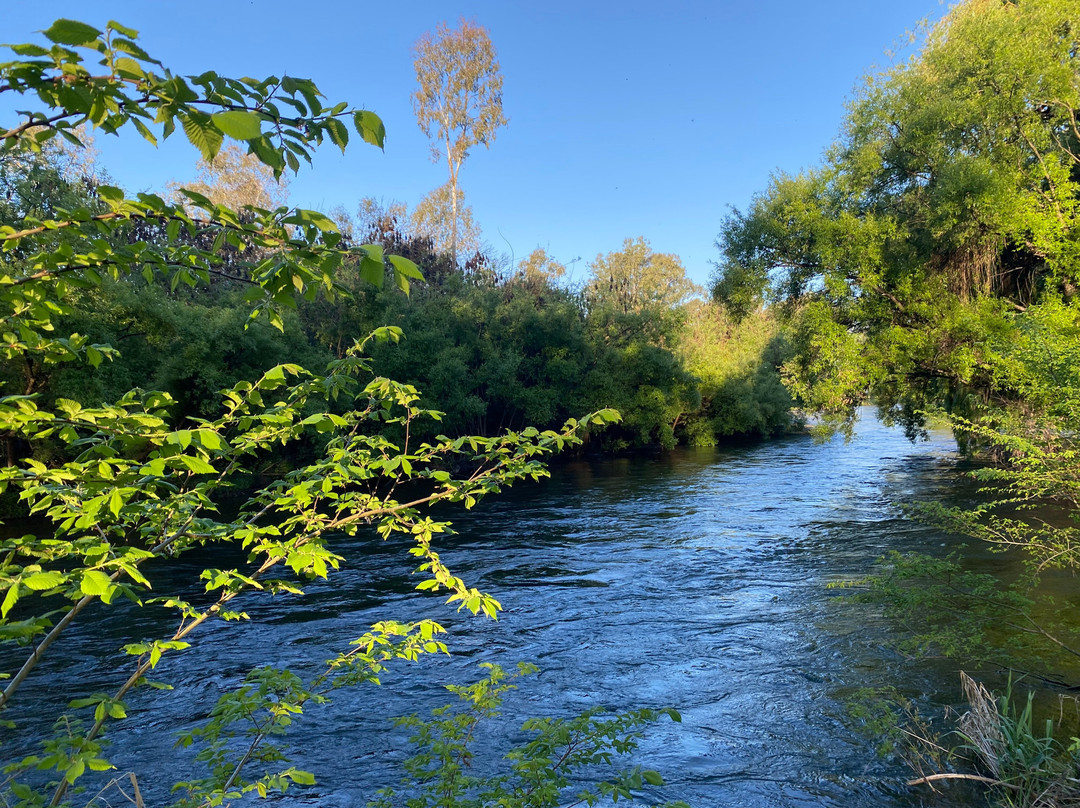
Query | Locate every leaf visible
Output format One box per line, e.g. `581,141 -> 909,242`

388,254 -> 424,279
10,43 -> 49,57
114,58 -> 145,79
80,570 -> 113,597
287,769 -> 316,786
178,455 -> 216,474
2,584 -> 20,618
642,770 -> 664,786
23,571 -> 64,591
108,489 -> 124,517
248,135 -> 286,177
211,110 -> 263,140
359,254 -> 384,289
180,111 -> 224,162
325,118 -> 349,152
293,208 -> 338,233
43,20 -> 102,46
64,758 -> 86,785
195,429 -> 223,450
353,110 -> 386,148
97,186 -> 124,206
178,188 -> 213,209
107,20 -> 139,38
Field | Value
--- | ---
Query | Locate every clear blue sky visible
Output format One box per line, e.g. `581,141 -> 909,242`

4,1 -> 947,285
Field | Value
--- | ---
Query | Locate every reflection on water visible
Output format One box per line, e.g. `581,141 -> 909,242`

3,412 -> 986,806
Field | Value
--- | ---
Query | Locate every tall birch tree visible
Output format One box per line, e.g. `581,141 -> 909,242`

412,19 -> 506,263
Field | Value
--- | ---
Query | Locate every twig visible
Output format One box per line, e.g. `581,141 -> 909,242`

907,772 -> 1020,789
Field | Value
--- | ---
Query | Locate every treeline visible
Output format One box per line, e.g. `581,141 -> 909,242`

0,143 -> 794,467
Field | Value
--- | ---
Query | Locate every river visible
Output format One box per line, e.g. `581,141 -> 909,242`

3,412 -> 994,806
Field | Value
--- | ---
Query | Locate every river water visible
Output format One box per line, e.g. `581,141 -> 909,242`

3,413 -> 992,806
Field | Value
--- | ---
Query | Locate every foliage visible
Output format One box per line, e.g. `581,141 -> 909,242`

951,672 -> 1080,808
834,550 -> 1080,677
369,663 -> 688,808
515,248 -> 566,289
410,181 -> 482,259
841,301 -> 1080,685
676,301 -> 793,444
712,0 -> 1080,434
0,20 -> 626,807
900,673 -> 1080,808
168,143 -> 290,211
704,0 -> 1080,796
412,18 -> 506,263
588,238 -> 700,317
301,228 -> 789,450
843,685 -> 948,782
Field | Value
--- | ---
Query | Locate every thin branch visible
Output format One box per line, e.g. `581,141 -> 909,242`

907,772 -> 1020,790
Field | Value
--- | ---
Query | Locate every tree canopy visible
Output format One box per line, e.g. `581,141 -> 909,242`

713,0 -> 1080,435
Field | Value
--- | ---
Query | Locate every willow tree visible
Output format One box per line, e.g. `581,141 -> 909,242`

713,0 -> 1080,434
412,19 -> 506,263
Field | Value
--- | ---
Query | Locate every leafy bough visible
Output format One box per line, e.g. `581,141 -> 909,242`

0,321 -> 620,803
0,19 -> 626,806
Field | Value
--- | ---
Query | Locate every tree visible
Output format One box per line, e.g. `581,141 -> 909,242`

588,237 -> 700,315
412,19 -> 507,263
713,0 -> 1080,434
0,20 -> 629,806
168,143 -> 289,210
410,180 -> 482,257
676,302 -> 793,443
516,247 -> 566,289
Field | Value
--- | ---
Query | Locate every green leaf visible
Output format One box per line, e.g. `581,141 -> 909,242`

43,19 -> 102,46
248,135 -> 286,176
642,770 -> 664,786
107,20 -> 139,38
287,769 -> 316,785
97,186 -> 125,206
10,43 -> 49,57
178,455 -> 216,474
359,254 -> 384,289
108,489 -> 124,517
388,254 -> 424,279
2,584 -> 21,618
292,208 -> 338,233
325,118 -> 349,153
23,571 -> 64,591
180,111 -> 224,162
178,188 -> 213,209
114,57 -> 145,79
353,110 -> 385,148
80,570 -> 113,597
64,758 -> 86,785
211,110 -> 263,140
195,429 -> 223,450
